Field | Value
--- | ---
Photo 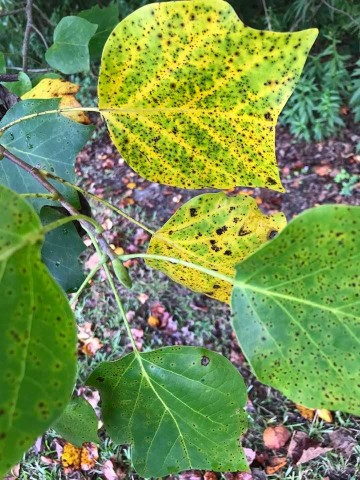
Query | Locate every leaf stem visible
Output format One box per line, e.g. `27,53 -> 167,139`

120,253 -> 234,285
0,145 -> 118,266
86,230 -> 140,354
41,214 -> 103,235
20,192 -> 56,199
41,169 -> 155,235
0,107 -> 101,133
69,257 -> 106,307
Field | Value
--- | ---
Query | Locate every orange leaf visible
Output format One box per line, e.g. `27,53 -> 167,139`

263,425 -> 291,450
295,403 -> 315,421
317,409 -> 333,423
148,315 -> 160,328
265,456 -> 287,474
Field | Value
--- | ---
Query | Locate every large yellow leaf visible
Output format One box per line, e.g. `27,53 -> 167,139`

99,0 -> 317,190
22,78 -> 91,124
146,193 -> 286,303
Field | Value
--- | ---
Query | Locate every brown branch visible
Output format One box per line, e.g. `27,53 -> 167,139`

0,74 -> 19,82
0,7 -> 24,18
8,66 -> 50,73
0,145 -> 118,264
22,0 -> 33,73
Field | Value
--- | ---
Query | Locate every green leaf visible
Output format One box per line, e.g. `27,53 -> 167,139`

40,207 -> 86,292
231,205 -> 360,415
99,0 -> 317,190
0,185 -> 77,477
147,193 -> 286,303
4,72 -> 32,97
52,397 -> 98,446
79,3 -> 119,59
45,17 -> 98,74
0,99 -> 94,211
87,346 -> 248,477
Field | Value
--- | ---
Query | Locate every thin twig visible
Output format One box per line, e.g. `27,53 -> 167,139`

7,66 -> 50,73
321,0 -> 359,25
31,24 -> 48,49
261,0 -> 272,30
32,3 -> 53,27
0,7 -> 24,18
22,0 -> 33,73
0,74 -> 19,82
0,145 -> 118,266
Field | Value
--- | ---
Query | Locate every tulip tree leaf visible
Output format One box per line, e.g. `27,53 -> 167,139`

88,346 -> 248,477
0,99 -> 94,211
52,397 -> 99,446
0,185 -> 77,477
99,0 -> 317,190
22,78 -> 91,124
40,207 -> 86,292
3,72 -> 32,97
231,205 -> 360,415
79,3 -> 119,59
45,17 -> 98,74
147,193 -> 286,303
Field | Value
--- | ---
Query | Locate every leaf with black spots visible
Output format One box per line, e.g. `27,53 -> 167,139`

231,205 -> 360,414
0,186 -> 76,477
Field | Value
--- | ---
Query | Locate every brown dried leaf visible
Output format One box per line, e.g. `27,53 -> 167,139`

287,431 -> 310,463
263,425 -> 291,450
329,429 -> 357,458
101,459 -> 118,480
296,446 -> 332,465
265,456 -> 287,474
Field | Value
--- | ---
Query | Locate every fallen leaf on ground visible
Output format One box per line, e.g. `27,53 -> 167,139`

263,425 -> 291,449
317,409 -> 333,423
4,463 -> 20,479
204,472 -> 217,480
297,446 -> 332,465
234,473 -> 253,480
130,328 -> 143,350
147,315 -> 160,328
179,471 -> 202,480
81,337 -> 103,356
287,431 -> 310,463
101,459 -> 118,480
329,429 -> 357,458
138,293 -> 149,304
243,447 -> 256,465
314,165 -> 332,176
61,442 -> 98,472
296,404 -> 333,422
85,252 -> 101,270
114,246 -> 124,255
265,456 -> 287,474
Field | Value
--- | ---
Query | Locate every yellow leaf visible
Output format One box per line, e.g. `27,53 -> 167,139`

147,192 -> 286,303
295,403 -> 315,421
148,315 -> 160,328
21,79 -> 91,124
62,443 -> 82,469
317,409 -> 333,423
99,0 -> 317,189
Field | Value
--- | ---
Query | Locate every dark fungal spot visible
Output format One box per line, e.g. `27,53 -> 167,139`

238,226 -> 251,236
190,208 -> 198,217
267,230 -> 278,240
201,355 -> 210,366
224,250 -> 232,256
96,376 -> 105,383
216,226 -> 228,235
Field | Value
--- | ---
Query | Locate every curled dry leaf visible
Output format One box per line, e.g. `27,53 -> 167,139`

204,471 -> 218,480
265,456 -> 287,474
296,446 -> 332,465
263,425 -> 291,450
329,429 -> 357,458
